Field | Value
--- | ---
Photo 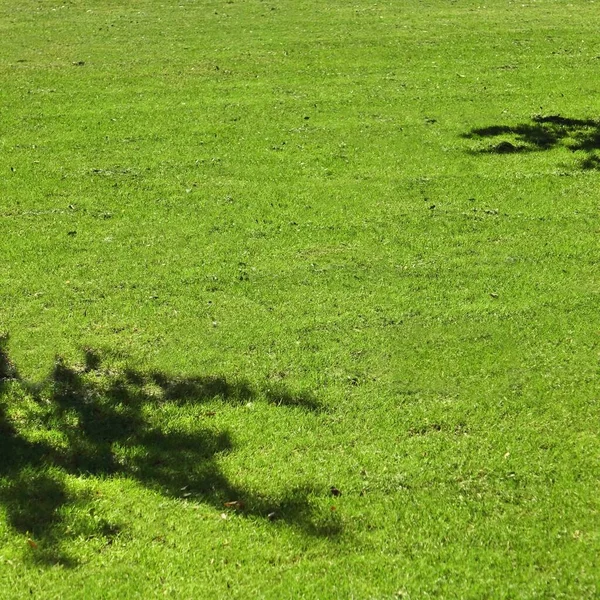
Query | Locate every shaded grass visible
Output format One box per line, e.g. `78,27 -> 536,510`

0,341 -> 335,566
464,114 -> 600,165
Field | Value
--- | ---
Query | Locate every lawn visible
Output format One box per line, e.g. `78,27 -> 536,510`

0,0 -> 599,597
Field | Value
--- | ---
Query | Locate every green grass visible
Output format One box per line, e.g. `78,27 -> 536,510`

1,0 -> 599,597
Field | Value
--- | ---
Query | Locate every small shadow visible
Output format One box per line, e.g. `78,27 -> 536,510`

0,342 -> 334,566
1,469 -> 71,565
463,114 -> 600,167
0,333 -> 19,380
581,155 -> 600,170
265,384 -> 323,412
533,115 -> 598,127
147,371 -> 255,405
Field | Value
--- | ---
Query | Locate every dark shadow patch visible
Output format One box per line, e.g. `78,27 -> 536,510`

0,333 -> 19,380
264,384 -> 323,412
0,344 -> 333,566
534,115 -> 598,127
149,372 -> 255,405
266,485 -> 342,538
581,154 -> 600,170
463,114 -> 600,167
485,141 -> 530,154
83,348 -> 102,372
0,469 -> 70,563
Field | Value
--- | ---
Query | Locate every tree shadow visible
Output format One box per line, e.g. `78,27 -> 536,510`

0,336 -> 338,566
462,114 -> 600,168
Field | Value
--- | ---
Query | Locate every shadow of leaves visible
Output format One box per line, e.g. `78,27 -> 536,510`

0,338 -> 335,566
463,114 -> 600,168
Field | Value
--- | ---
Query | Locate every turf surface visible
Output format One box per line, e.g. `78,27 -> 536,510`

1,0 -> 599,597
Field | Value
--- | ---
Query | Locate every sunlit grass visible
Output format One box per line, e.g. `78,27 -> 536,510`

1,0 -> 599,597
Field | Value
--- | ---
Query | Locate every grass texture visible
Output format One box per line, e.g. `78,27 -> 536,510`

0,0 -> 599,597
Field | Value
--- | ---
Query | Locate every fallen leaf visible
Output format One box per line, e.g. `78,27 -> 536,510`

27,538 -> 38,549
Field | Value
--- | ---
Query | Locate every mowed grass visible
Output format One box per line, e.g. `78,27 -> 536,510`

1,0 -> 599,597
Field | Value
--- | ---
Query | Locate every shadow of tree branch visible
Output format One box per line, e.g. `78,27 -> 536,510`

463,114 -> 600,168
0,338 -> 338,566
